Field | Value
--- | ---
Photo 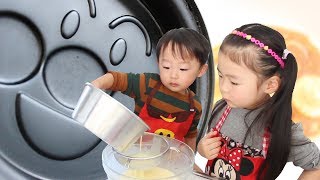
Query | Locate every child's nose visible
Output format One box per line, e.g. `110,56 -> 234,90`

170,70 -> 179,79
219,79 -> 230,93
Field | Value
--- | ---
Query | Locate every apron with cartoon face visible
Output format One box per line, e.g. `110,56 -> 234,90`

138,81 -> 195,142
205,106 -> 270,180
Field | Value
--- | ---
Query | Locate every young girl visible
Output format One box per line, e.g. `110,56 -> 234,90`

92,28 -> 210,151
197,23 -> 320,179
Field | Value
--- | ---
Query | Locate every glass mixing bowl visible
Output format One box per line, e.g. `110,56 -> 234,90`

102,132 -> 195,180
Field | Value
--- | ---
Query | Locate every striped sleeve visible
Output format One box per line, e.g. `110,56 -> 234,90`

109,71 -> 144,99
186,94 -> 202,138
109,71 -> 128,92
109,71 -> 150,114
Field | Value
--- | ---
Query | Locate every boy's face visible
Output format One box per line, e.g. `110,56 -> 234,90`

217,52 -> 269,109
158,44 -> 207,94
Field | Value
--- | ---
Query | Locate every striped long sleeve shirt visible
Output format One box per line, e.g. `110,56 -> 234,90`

109,71 -> 202,138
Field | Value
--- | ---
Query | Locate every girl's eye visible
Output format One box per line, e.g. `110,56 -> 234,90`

231,82 -> 239,85
163,66 -> 169,69
218,74 -> 222,78
180,68 -> 188,71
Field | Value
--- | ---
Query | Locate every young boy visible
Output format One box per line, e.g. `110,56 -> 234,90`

92,27 -> 211,151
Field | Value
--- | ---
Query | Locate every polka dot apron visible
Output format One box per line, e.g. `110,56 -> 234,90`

205,106 -> 270,180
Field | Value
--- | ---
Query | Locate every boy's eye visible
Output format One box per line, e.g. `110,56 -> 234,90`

180,68 -> 188,71
163,66 -> 169,69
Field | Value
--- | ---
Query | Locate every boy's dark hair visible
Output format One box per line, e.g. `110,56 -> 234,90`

156,27 -> 211,66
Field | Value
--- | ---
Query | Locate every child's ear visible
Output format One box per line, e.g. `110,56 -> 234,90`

197,64 -> 208,77
264,75 -> 280,95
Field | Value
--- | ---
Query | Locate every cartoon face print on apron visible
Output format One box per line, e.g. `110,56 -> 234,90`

206,106 -> 270,180
138,81 -> 195,141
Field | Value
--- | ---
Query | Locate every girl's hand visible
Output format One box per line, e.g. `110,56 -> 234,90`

197,131 -> 222,160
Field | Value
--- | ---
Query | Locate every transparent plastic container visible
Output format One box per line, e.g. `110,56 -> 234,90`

102,132 -> 195,180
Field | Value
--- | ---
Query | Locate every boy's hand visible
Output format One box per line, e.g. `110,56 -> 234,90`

91,73 -> 114,90
197,131 -> 222,160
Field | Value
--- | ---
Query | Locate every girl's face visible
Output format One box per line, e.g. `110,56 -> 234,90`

158,44 -> 207,94
217,52 -> 269,109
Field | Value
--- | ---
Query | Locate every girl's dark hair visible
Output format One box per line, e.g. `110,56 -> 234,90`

156,27 -> 211,66
218,23 -> 298,179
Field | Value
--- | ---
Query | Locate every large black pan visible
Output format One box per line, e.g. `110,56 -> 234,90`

0,0 -> 214,179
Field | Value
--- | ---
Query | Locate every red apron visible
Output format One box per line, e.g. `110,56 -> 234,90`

205,106 -> 270,180
138,81 -> 195,142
